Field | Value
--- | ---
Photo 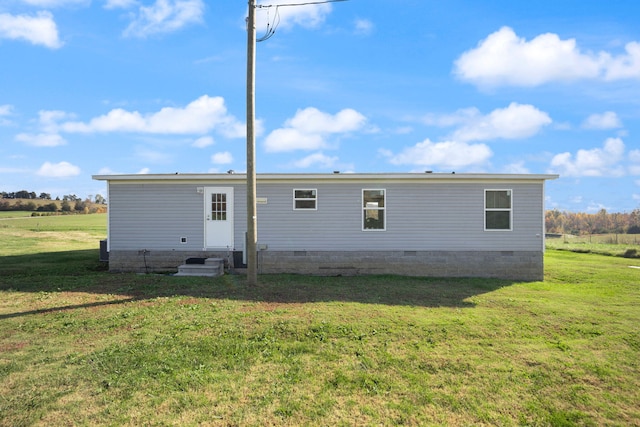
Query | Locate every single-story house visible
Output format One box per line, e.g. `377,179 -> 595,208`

92,172 -> 558,280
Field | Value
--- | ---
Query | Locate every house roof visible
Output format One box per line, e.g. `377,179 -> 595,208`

93,172 -> 558,184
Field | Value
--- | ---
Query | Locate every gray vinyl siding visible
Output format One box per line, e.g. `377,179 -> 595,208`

107,180 -> 545,253
254,182 -> 544,252
108,183 -> 205,251
233,184 -> 247,250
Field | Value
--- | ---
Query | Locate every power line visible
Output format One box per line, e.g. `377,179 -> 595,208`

257,0 -> 348,8
255,0 -> 348,42
256,6 -> 280,42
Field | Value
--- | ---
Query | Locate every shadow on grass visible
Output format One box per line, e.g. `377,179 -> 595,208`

0,249 -> 516,318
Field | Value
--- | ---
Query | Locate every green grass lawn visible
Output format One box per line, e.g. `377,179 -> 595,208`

0,211 -> 33,219
0,213 -> 106,256
546,234 -> 640,258
1,216 -> 639,426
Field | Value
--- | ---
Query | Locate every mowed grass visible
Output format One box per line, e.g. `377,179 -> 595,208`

1,216 -> 639,426
0,211 -> 33,219
547,234 -> 640,258
0,213 -> 106,257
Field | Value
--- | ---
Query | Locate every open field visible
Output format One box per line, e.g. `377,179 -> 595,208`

0,213 -> 107,256
1,215 -> 639,426
546,233 -> 640,258
0,211 -> 33,219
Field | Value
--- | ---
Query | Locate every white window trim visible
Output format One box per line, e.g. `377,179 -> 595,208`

484,189 -> 513,231
293,188 -> 317,211
362,188 -> 386,231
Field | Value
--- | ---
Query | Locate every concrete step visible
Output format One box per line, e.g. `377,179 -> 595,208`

175,258 -> 224,277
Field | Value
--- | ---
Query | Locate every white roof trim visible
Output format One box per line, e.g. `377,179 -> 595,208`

93,172 -> 558,183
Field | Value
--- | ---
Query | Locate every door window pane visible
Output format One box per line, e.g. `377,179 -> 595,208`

212,193 -> 227,221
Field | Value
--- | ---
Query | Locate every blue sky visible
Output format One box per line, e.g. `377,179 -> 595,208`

1,0 -> 640,212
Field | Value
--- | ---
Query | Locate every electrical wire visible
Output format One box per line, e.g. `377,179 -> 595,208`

256,5 -> 280,42
257,0 -> 347,8
255,0 -> 348,42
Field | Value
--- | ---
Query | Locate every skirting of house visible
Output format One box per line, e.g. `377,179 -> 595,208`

107,249 -> 543,281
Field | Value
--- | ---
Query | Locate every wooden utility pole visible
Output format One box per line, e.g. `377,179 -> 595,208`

246,0 -> 258,285
245,0 -> 346,285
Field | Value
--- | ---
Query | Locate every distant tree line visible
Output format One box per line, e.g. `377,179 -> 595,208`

546,209 -> 640,235
0,190 -> 106,214
1,191 -> 49,200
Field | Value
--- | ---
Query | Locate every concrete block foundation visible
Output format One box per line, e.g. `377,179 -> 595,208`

107,249 -> 544,281
107,250 -> 232,274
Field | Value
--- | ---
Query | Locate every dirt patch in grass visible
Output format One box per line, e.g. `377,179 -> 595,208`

0,341 -> 29,352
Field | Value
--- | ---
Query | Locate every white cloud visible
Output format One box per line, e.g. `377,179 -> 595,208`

550,137 -> 626,177
288,107 -> 365,133
211,151 -> 233,164
354,18 -> 373,36
256,0 -> 332,32
451,103 -> 551,142
15,133 -> 67,147
581,111 -> 622,130
0,105 -> 13,116
97,166 -> 147,174
420,103 -> 551,142
0,11 -> 63,49
264,107 -> 366,152
36,161 -> 81,178
586,202 -> 611,214
9,110 -> 70,147
0,104 -> 13,126
39,110 -> 75,133
502,161 -> 530,174
454,26 -> 640,87
21,0 -> 88,6
383,139 -> 492,169
104,0 -> 138,9
192,135 -> 214,148
293,152 -> 339,169
97,167 -> 118,175
422,107 -> 479,127
264,128 -> 325,152
604,41 -> 640,80
60,95 -> 244,136
123,0 -> 204,38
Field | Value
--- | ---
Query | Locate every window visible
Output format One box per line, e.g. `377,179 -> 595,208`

293,189 -> 317,210
363,189 -> 385,230
485,190 -> 512,230
211,193 -> 227,221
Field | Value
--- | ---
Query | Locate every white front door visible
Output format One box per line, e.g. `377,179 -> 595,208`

205,187 -> 234,249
